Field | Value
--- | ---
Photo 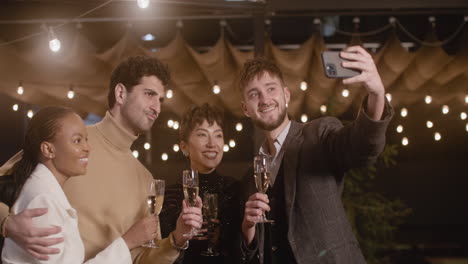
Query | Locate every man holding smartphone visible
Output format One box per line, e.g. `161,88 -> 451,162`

238,46 -> 394,264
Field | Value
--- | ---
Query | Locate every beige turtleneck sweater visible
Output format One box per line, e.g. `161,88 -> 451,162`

1,112 -> 180,263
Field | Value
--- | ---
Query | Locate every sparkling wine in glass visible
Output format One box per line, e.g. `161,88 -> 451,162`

253,155 -> 274,224
200,193 -> 220,257
182,169 -> 201,237
143,179 -> 165,248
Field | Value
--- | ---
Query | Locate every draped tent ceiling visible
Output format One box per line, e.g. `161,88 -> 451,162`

1,28 -> 468,119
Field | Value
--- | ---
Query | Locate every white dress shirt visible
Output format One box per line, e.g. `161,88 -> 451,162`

1,163 -> 132,264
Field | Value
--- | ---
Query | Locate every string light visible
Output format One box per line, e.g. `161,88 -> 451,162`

466,123 -> 468,132
47,27 -> 61,52
402,137 -> 409,146
137,0 -> 150,9
144,142 -> 151,150
166,89 -> 173,99
396,125 -> 403,133
235,122 -> 243,132
434,132 -> 441,141
161,153 -> 168,161
342,89 -> 349,98
12,104 -> 19,111
442,105 -> 449,115
424,95 -> 432,104
300,81 -> 308,91
300,114 -> 308,123
385,93 -> 392,102
400,108 -> 408,117
465,95 -> 468,104
132,150 -> 139,158
320,105 -> 327,114
223,144 -> 229,152
173,121 -> 179,130
426,121 -> 433,128
173,144 -> 180,152
213,83 -> 221,94
27,110 -> 34,119
167,119 -> 174,128
67,87 -> 75,99
460,112 -> 467,120
229,139 -> 236,148
17,82 -> 24,95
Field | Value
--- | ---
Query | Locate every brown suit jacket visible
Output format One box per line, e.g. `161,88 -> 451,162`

240,100 -> 394,264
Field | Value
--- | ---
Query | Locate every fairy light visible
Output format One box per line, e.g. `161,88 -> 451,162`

465,95 -> 468,104
396,125 -> 403,133
434,132 -> 441,141
167,119 -> 174,128
229,139 -> 236,148
47,27 -> 61,52
137,0 -> 150,9
385,93 -> 392,102
161,153 -> 168,161
342,89 -> 349,98
173,144 -> 180,152
460,112 -> 467,120
320,105 -> 327,114
17,82 -> 24,95
300,81 -> 308,91
27,110 -> 34,119
301,114 -> 308,123
442,105 -> 449,115
67,87 -> 75,99
402,137 -> 409,146
426,121 -> 433,128
235,122 -> 243,132
132,150 -> 139,158
400,108 -> 408,117
166,89 -> 173,99
223,144 -> 229,152
466,123 -> 468,132
12,104 -> 19,111
424,95 -> 432,104
173,121 -> 179,130
213,83 -> 221,94
144,142 -> 151,150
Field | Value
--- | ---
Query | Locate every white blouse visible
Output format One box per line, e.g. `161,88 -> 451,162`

1,163 -> 132,264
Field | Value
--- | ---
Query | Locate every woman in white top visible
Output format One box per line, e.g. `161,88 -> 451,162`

1,106 -> 157,264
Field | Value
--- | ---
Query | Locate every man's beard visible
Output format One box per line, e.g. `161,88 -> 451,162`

252,106 -> 287,131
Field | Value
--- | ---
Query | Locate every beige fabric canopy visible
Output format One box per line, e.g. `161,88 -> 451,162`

1,29 -> 467,119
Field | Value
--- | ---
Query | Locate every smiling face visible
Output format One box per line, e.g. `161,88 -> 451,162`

241,71 -> 290,131
181,120 -> 224,174
48,113 -> 90,179
119,75 -> 165,135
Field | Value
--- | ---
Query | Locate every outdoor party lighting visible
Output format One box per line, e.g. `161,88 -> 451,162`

301,114 -> 308,123
132,150 -> 139,158
173,144 -> 180,152
235,122 -> 243,132
402,137 -> 409,146
213,83 -> 221,94
385,93 -> 392,102
142,33 -> 155,41
342,89 -> 349,98
460,112 -> 467,120
442,105 -> 449,114
144,142 -> 151,150
17,82 -> 24,95
161,153 -> 168,161
137,0 -> 150,9
12,104 -> 19,111
167,119 -> 174,128
229,139 -> 236,148
223,144 -> 229,152
173,121 -> 179,130
400,108 -> 408,117
426,121 -> 433,128
300,81 -> 308,91
48,27 -> 61,52
67,87 -> 75,99
396,125 -> 403,133
434,132 -> 441,141
425,95 -> 432,104
27,110 -> 34,119
320,105 -> 327,114
166,89 -> 173,99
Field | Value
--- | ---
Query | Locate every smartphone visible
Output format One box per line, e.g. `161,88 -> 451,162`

321,51 -> 361,78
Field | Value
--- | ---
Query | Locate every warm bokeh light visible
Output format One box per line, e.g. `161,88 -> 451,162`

426,121 -> 433,128
67,89 -> 75,99
434,132 -> 441,141
460,112 -> 467,120
342,89 -> 349,98
385,93 -> 392,102
396,125 -> 403,133
300,81 -> 308,91
144,142 -> 151,150
442,105 -> 449,114
27,110 -> 33,119
320,105 -> 327,114
173,144 -> 180,152
229,139 -> 236,148
223,144 -> 229,152
235,122 -> 243,132
301,114 -> 308,123
167,119 -> 174,128
173,121 -> 179,130
166,89 -> 173,99
213,84 -> 220,94
17,85 -> 24,95
161,153 -> 168,161
132,150 -> 139,158
425,95 -> 432,104
137,0 -> 150,9
402,137 -> 409,146
49,38 -> 61,52
12,104 -> 19,111
400,108 -> 408,117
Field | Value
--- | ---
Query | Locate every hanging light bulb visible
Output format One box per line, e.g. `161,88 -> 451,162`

167,119 -> 174,128
424,95 -> 432,104
442,105 -> 449,114
137,0 -> 150,9
434,132 -> 441,141
17,82 -> 24,95
235,122 -> 243,132
396,125 -> 403,133
426,121 -> 433,128
47,27 -> 61,52
161,153 -> 168,161
223,144 -> 229,152
132,150 -> 139,158
465,95 -> 468,104
27,110 -> 34,119
460,112 -> 467,120
402,137 -> 409,146
173,121 -> 179,130
173,144 -> 180,152
144,142 -> 151,150
400,108 -> 408,117
12,104 -> 19,111
466,123 -> 468,132
166,89 -> 173,99
67,86 -> 75,99
342,89 -> 349,98
385,93 -> 392,102
300,81 -> 308,91
301,114 -> 308,123
320,105 -> 327,114
213,83 -> 221,94
229,139 -> 236,148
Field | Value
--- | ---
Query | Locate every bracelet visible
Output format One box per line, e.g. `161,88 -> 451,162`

1,214 -> 10,238
169,232 -> 189,251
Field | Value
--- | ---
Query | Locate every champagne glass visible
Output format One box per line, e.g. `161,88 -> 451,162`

200,193 -> 220,257
182,169 -> 200,237
253,155 -> 274,223
143,179 -> 165,248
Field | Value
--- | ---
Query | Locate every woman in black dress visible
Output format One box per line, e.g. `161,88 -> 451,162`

160,103 -> 241,264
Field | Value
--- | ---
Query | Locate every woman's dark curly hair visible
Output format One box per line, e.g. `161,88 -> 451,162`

179,103 -> 224,142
